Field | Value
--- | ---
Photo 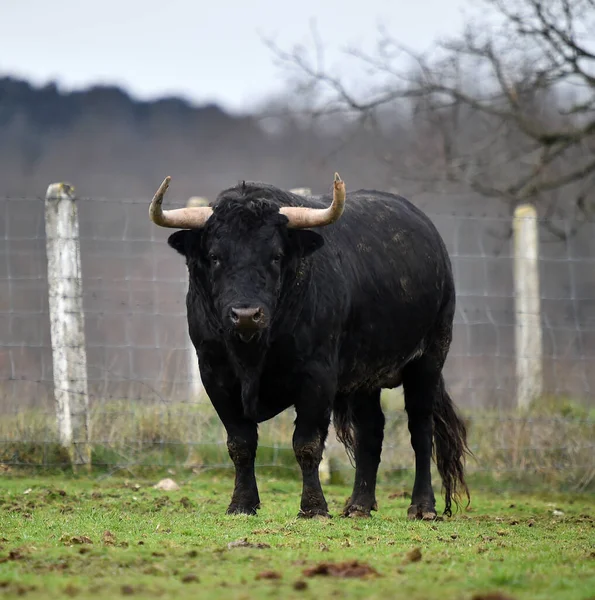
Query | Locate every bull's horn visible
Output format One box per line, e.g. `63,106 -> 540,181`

149,176 -> 213,229
280,173 -> 346,229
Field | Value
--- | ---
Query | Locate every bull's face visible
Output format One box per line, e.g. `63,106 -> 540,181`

148,174 -> 346,343
167,205 -> 323,343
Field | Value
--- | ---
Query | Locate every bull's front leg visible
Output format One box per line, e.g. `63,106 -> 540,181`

224,418 -> 260,515
206,377 -> 260,515
293,379 -> 332,518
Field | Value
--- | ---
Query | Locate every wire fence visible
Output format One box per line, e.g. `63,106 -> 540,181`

1,190 -> 594,488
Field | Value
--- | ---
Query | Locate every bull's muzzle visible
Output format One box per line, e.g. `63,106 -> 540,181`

230,307 -> 266,342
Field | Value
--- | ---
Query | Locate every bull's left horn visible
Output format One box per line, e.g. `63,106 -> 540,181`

280,172 -> 346,229
149,176 -> 213,229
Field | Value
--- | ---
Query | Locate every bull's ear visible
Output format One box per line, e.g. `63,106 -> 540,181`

288,230 -> 324,258
167,229 -> 204,258
167,230 -> 190,256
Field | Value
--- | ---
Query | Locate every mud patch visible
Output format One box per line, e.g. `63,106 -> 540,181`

0,582 -> 37,595
102,531 -> 117,546
120,584 -> 135,595
179,497 -> 194,509
303,560 -> 379,579
0,548 -> 28,563
404,547 -> 422,563
153,497 -> 171,511
293,580 -> 308,590
388,491 -> 411,499
63,584 -> 79,597
471,593 -> 518,600
227,538 -> 270,550
60,535 -> 93,546
255,570 -> 282,580
45,488 -> 67,501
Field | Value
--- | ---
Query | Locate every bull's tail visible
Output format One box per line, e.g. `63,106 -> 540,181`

333,402 -> 356,467
433,375 -> 471,516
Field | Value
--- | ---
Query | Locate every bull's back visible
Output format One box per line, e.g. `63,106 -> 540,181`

311,190 -> 453,391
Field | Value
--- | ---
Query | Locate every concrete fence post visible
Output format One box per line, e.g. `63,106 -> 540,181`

185,196 -> 209,400
513,203 -> 543,410
289,187 -> 312,196
44,182 -> 91,470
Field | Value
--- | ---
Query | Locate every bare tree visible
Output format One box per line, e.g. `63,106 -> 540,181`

268,0 -> 595,230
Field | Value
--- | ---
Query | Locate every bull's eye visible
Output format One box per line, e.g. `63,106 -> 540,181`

272,252 -> 283,264
207,252 -> 220,266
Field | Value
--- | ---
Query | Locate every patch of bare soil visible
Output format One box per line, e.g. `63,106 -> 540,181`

388,490 -> 411,499
63,584 -> 79,597
0,581 -> 37,595
120,584 -> 135,595
404,547 -> 422,563
227,538 -> 271,550
0,547 -> 30,563
102,530 -> 117,546
255,570 -> 282,580
293,580 -> 308,590
303,560 -> 380,579
60,535 -> 93,546
179,497 -> 194,509
472,593 -> 518,600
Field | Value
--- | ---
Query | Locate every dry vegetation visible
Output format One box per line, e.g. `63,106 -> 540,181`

1,391 -> 593,493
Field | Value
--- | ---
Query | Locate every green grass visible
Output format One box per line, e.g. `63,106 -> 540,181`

1,474 -> 594,599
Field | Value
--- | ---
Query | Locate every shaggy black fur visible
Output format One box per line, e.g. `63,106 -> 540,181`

166,180 -> 470,519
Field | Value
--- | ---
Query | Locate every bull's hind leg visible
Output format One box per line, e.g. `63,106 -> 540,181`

402,352 -> 444,521
340,389 -> 385,518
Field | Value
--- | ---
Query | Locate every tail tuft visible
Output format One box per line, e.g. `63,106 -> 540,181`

433,376 -> 472,516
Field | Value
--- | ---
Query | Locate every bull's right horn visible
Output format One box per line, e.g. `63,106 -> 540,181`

149,176 -> 213,229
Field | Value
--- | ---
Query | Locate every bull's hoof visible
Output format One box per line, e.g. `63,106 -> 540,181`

407,503 -> 437,521
297,508 -> 331,519
341,497 -> 378,519
226,502 -> 260,516
342,501 -> 378,518
343,506 -> 371,518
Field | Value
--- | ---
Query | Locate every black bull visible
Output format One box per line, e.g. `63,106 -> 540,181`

150,174 -> 470,520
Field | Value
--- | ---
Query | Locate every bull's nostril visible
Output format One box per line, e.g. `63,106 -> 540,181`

230,307 -> 264,329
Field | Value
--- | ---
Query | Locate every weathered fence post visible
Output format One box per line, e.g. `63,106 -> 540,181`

185,196 -> 209,399
513,203 -> 543,410
44,182 -> 91,470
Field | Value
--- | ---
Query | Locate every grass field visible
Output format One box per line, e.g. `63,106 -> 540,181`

0,473 -> 594,599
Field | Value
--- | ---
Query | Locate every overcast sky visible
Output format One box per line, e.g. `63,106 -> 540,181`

0,0 -> 470,114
